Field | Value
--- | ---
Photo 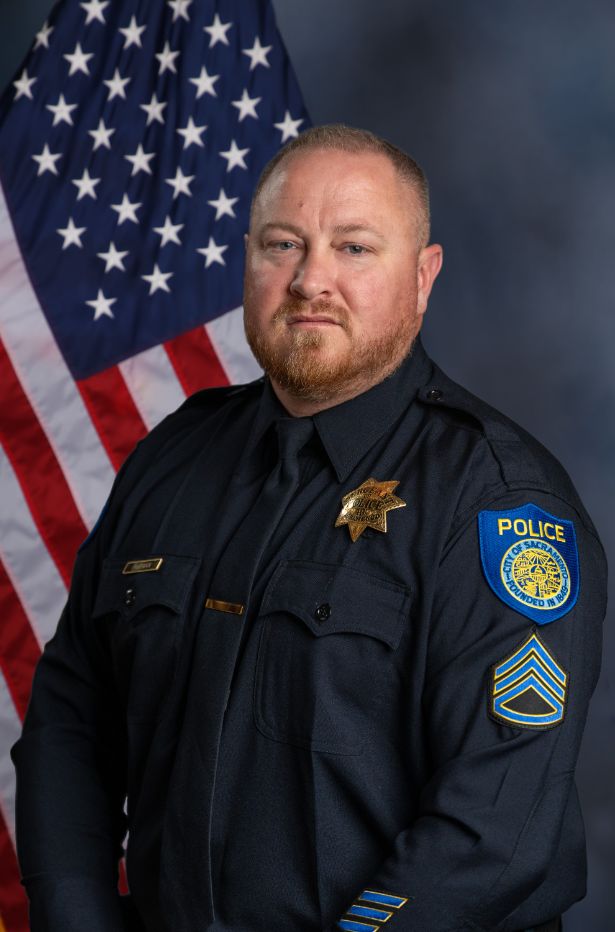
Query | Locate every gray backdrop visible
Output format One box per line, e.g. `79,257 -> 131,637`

1,1 -> 613,928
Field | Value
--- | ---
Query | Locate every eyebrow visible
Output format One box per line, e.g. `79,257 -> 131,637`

332,222 -> 387,241
259,221 -> 387,241
260,221 -> 304,237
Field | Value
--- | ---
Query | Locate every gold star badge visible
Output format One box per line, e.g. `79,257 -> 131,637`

335,478 -> 406,542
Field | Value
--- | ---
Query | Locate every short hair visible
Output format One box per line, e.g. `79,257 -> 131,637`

250,123 -> 431,247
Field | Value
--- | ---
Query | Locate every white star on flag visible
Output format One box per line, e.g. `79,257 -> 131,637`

167,0 -> 192,22
104,69 -> 131,102
219,140 -> 249,172
80,1 -> 109,26
46,94 -> 78,127
204,13 -> 232,47
57,218 -> 86,249
197,236 -> 228,268
153,216 -> 184,246
14,70 -> 37,101
32,144 -> 62,176
97,242 -> 128,272
207,188 -> 239,220
189,66 -> 219,99
155,41 -> 180,75
140,93 -> 167,126
232,89 -> 261,122
111,194 -> 141,224
125,144 -> 155,176
88,118 -> 115,150
142,264 -> 173,295
274,111 -> 304,142
86,288 -> 116,320
177,118 -> 207,150
63,43 -> 94,76
72,168 -> 101,200
119,16 -> 146,50
242,37 -> 272,70
165,167 -> 194,199
34,21 -> 53,49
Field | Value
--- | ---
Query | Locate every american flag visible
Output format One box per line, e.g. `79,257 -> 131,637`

0,0 -> 308,927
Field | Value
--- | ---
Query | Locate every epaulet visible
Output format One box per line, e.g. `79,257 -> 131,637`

417,364 -> 519,442
416,363 -> 574,496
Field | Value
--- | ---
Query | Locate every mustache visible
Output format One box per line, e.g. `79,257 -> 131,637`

272,297 -> 350,330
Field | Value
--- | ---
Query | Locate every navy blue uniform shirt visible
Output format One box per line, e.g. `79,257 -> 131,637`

12,338 -> 606,931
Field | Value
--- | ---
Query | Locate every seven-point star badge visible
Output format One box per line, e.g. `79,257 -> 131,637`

335,478 -> 406,542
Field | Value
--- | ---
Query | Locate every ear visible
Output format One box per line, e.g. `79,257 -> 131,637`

416,244 -> 443,318
244,232 -> 249,249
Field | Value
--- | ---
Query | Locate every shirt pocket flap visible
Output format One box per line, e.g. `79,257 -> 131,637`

260,560 -> 410,649
92,554 -> 201,621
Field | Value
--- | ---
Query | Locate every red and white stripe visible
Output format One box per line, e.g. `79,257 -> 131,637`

0,185 -> 260,930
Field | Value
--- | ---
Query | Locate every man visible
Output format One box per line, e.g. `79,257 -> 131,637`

13,125 -> 606,932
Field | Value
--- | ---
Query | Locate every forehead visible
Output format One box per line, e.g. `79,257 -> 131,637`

252,148 -> 416,230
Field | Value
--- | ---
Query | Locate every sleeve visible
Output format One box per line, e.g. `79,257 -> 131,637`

11,476 -> 133,931
331,489 -> 606,931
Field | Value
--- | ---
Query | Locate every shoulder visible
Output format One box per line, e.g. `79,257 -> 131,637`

415,361 -> 600,541
80,379 -> 264,553
127,378 -> 264,472
151,377 -> 264,439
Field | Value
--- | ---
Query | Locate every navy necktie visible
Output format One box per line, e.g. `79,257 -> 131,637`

206,414 -> 315,612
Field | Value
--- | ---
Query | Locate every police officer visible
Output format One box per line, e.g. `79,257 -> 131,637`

13,125 -> 606,932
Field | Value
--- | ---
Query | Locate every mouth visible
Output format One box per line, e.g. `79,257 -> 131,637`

287,315 -> 342,328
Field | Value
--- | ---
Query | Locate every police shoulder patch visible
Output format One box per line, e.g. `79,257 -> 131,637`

489,630 -> 568,729
478,503 -> 579,624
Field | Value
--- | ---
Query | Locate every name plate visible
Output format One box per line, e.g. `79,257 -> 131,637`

122,557 -> 164,575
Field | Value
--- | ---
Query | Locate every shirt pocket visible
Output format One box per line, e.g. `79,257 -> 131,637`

254,560 -> 411,755
92,553 -> 201,720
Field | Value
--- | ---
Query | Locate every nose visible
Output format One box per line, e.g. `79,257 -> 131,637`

289,246 -> 335,301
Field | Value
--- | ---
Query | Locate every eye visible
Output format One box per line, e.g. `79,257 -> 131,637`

344,243 -> 369,255
272,240 -> 297,251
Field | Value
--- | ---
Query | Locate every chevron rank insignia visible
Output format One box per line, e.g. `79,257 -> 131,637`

338,889 -> 409,931
489,631 -> 568,729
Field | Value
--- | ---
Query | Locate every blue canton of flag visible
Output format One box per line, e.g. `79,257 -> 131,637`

0,0 -> 309,380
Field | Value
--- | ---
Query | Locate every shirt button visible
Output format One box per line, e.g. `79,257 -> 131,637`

315,603 -> 331,622
426,388 -> 443,402
124,588 -> 136,606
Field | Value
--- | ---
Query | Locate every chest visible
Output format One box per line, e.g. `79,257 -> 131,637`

91,422 -> 476,754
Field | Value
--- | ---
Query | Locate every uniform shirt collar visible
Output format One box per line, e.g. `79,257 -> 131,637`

243,335 -> 433,481
313,335 -> 433,481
